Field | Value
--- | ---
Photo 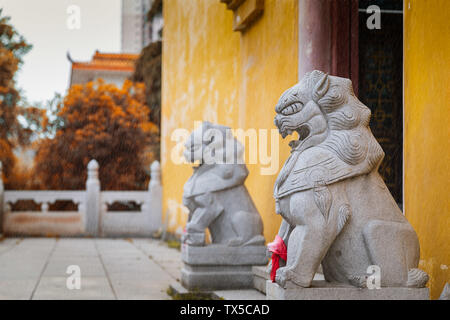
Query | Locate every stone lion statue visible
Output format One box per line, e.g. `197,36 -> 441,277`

182,121 -> 265,247
271,70 -> 428,288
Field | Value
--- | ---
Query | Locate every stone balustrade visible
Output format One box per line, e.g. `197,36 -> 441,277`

0,160 -> 162,237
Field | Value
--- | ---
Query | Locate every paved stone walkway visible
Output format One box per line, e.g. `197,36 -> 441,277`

0,237 -> 183,300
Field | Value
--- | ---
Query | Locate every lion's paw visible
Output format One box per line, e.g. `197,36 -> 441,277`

276,267 -> 313,288
275,267 -> 292,288
184,232 -> 205,246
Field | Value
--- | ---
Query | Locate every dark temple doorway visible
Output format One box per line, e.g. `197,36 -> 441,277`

358,0 -> 404,206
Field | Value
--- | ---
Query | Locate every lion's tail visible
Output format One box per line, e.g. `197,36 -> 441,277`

406,268 -> 429,288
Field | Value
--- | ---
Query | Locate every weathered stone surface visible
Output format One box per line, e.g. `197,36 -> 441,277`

181,244 -> 268,290
181,264 -> 256,290
182,244 -> 267,265
214,289 -> 266,300
85,159 -> 100,237
270,70 -> 429,290
180,122 -> 267,290
33,276 -> 115,300
2,160 -> 162,237
181,122 -> 265,247
253,266 -> 325,294
266,280 -> 430,300
0,238 -> 188,300
252,266 -> 270,293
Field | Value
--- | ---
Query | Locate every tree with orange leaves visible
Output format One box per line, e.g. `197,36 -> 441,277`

0,9 -> 32,186
33,79 -> 158,190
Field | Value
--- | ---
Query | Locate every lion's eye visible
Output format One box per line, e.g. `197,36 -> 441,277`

281,102 -> 303,115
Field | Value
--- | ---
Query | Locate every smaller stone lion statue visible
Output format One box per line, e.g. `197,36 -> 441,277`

182,121 -> 265,247
270,70 -> 428,289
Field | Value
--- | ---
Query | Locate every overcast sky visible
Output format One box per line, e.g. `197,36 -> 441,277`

0,0 -> 122,104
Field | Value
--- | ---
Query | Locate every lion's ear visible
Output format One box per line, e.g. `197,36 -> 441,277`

313,72 -> 330,102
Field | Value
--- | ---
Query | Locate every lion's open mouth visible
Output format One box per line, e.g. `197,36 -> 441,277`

286,124 -> 310,149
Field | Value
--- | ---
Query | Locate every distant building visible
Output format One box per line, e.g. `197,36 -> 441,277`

69,51 -> 139,87
121,0 -> 152,53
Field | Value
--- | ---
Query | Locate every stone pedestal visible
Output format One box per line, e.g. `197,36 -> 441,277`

252,266 -> 270,294
253,267 -> 327,294
266,280 -> 430,300
181,244 -> 268,291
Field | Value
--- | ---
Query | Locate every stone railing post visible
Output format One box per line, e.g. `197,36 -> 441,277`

148,161 -> 162,233
0,162 -> 4,233
85,159 -> 101,236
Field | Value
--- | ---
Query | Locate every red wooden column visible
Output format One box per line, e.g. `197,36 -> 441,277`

298,0 -> 359,95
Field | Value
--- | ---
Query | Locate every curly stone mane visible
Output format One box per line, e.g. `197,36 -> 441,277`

306,70 -> 384,172
184,121 -> 245,165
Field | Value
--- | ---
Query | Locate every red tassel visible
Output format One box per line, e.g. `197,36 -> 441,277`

267,235 -> 287,282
